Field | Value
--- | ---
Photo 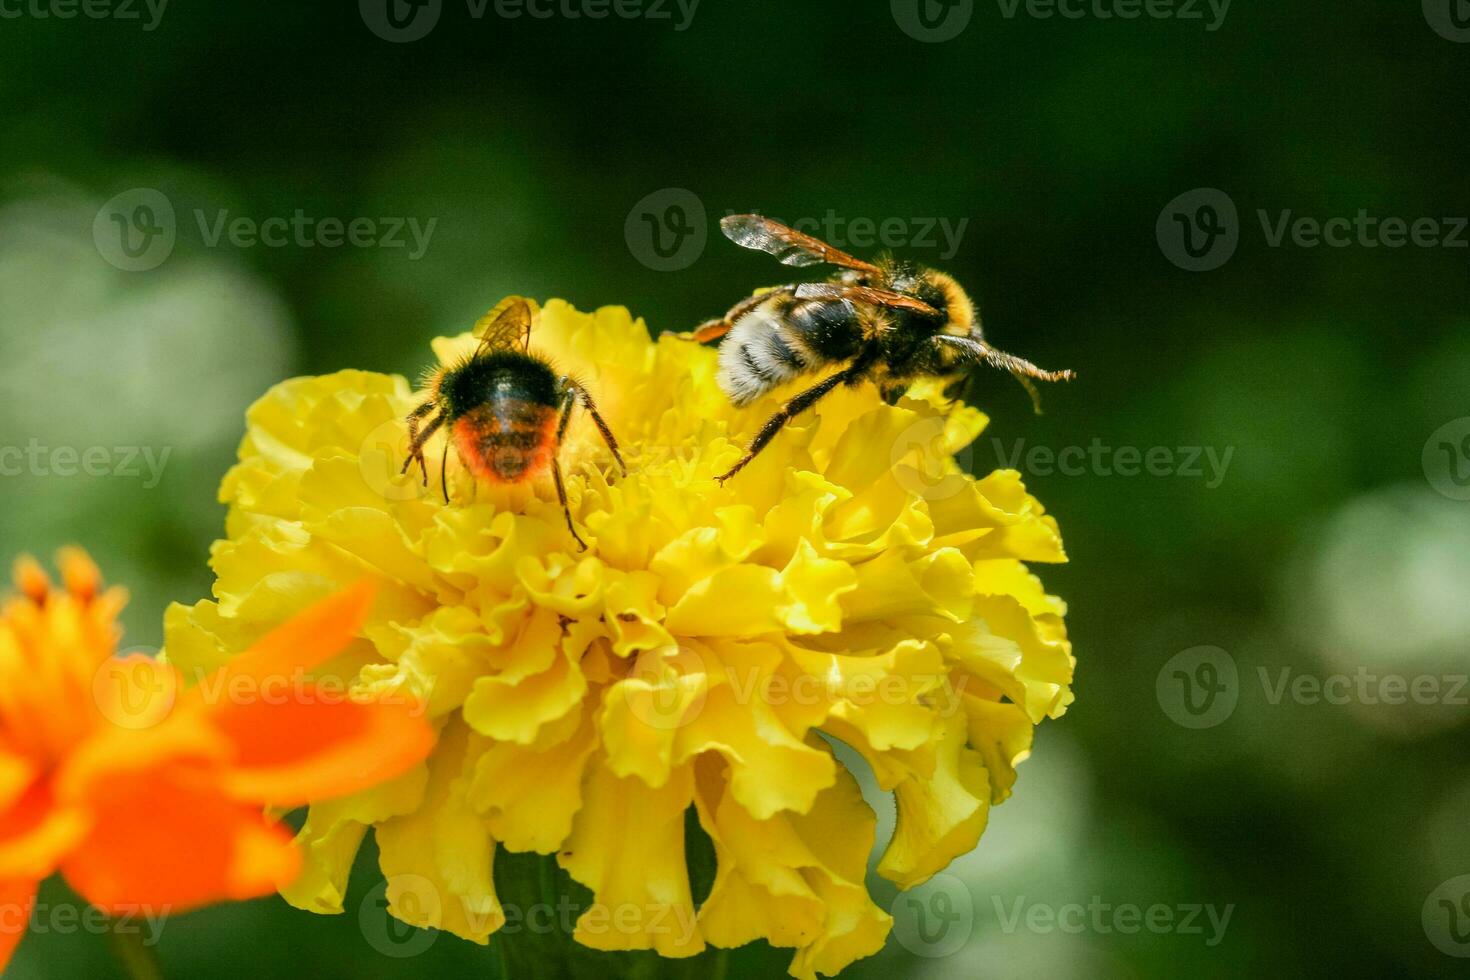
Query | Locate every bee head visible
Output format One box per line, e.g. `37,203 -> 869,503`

915,269 -> 976,337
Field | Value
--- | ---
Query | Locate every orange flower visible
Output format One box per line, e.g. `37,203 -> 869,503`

0,549 -> 433,971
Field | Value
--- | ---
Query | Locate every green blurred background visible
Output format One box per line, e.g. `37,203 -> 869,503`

2,1 -> 1468,977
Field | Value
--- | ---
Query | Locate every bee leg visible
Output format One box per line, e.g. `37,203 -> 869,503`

551,456 -> 587,552
675,286 -> 797,343
879,384 -> 909,405
402,404 -> 444,486
440,438 -> 450,504
933,335 -> 1074,415
715,366 -> 857,485
560,379 -> 628,477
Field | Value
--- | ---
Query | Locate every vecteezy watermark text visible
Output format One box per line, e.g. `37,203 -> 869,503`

94,654 -> 432,731
360,0 -> 698,43
0,0 -> 167,30
995,0 -> 1230,30
1158,187 -> 1469,272
194,209 -> 435,258
0,441 -> 170,488
0,901 -> 169,945
891,0 -> 1228,42
359,875 -> 702,957
1157,646 -> 1470,729
991,896 -> 1234,946
93,188 -> 437,272
487,0 -> 698,28
738,209 -> 970,261
888,872 -> 1234,958
623,189 -> 971,272
990,438 -> 1233,488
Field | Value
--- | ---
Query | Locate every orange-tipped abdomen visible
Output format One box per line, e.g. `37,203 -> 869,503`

452,402 -> 559,484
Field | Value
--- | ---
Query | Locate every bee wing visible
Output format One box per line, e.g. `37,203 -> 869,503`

473,296 -> 540,355
793,282 -> 942,317
721,215 -> 883,275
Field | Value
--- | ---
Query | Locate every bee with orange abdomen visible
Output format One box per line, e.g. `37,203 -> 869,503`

401,296 -> 626,550
688,214 -> 1075,483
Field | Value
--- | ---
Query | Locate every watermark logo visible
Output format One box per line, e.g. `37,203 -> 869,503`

360,0 -> 442,41
92,657 -> 428,731
891,0 -> 974,42
1159,647 -> 1469,728
619,644 -> 709,731
1423,0 -> 1470,42
93,188 -> 176,272
1156,646 -> 1239,729
1157,188 -> 1238,272
625,188 -> 707,272
1159,188 -> 1470,271
360,419 -> 434,502
1424,875 -> 1470,957
891,417 -> 974,501
361,875 -> 441,957
890,872 -> 974,958
93,649 -> 178,731
1423,417 -> 1470,502
93,190 -> 436,270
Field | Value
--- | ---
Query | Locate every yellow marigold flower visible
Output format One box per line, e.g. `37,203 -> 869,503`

163,299 -> 1074,978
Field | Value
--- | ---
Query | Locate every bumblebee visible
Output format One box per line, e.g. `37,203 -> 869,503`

401,296 -> 626,550
688,214 -> 1075,483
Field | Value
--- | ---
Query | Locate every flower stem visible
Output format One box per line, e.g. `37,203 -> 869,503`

492,818 -> 729,980
109,923 -> 165,980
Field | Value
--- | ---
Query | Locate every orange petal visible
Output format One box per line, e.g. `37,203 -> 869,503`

209,686 -> 434,808
56,547 -> 100,604
59,762 -> 300,913
10,555 -> 49,604
0,749 -> 33,813
0,878 -> 37,973
178,581 -> 376,712
0,777 -> 88,881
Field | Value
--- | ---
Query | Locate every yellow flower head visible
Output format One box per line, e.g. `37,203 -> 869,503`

163,299 -> 1074,978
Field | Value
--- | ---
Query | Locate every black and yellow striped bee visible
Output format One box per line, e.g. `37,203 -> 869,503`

688,215 -> 1074,483
401,296 -> 625,550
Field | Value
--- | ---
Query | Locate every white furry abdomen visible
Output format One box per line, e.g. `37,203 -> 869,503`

716,307 -> 822,407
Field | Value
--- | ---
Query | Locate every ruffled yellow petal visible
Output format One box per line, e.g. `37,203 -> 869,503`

279,764 -> 429,914
877,714 -> 990,889
465,705 -> 596,854
375,719 -> 504,943
693,754 -> 889,980
558,763 -> 704,957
